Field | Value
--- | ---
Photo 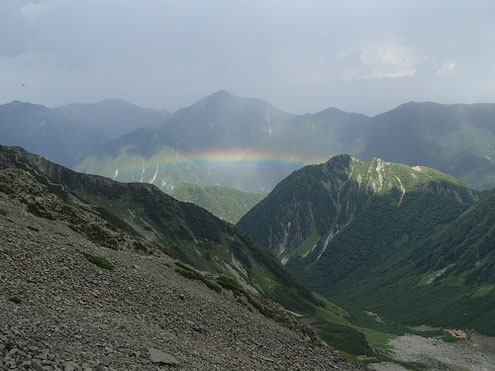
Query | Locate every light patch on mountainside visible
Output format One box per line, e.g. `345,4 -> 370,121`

395,176 -> 406,208
419,267 -> 450,286
149,165 -> 159,184
315,223 -> 350,263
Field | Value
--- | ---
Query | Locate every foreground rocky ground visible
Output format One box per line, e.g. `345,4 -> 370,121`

0,168 -> 365,370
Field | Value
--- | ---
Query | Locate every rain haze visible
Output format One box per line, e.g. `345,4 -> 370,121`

1,0 -> 495,115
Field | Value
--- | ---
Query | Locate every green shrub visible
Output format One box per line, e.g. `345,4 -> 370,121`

8,296 -> 22,304
82,252 -> 114,270
217,274 -> 243,293
133,241 -> 148,252
26,202 -> 55,220
174,261 -> 194,271
174,264 -> 222,293
0,184 -> 14,196
442,335 -> 462,343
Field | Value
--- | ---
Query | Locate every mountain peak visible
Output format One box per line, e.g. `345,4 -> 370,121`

200,89 -> 238,104
212,89 -> 231,96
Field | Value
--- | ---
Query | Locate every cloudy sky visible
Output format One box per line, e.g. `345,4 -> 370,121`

1,0 -> 495,115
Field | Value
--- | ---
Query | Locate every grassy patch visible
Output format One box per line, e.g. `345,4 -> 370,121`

0,184 -> 15,196
82,252 -> 114,270
358,327 -> 397,353
216,274 -> 287,323
7,296 -> 22,304
217,274 -> 243,295
26,202 -> 55,220
442,335 -> 464,343
338,351 -> 366,366
174,262 -> 222,293
133,240 -> 149,253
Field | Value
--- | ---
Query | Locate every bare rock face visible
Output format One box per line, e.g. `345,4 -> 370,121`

149,348 -> 179,366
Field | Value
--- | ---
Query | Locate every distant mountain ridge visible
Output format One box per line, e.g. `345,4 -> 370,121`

360,101 -> 495,190
74,91 -> 495,192
161,89 -> 298,152
0,99 -> 166,167
2,91 -> 495,192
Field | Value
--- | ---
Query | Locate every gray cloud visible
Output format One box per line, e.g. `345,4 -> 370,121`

1,0 -> 495,115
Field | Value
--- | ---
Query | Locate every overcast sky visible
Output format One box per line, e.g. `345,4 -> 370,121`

1,0 -> 495,115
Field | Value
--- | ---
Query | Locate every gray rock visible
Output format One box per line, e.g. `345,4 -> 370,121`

64,361 -> 77,371
148,347 -> 179,366
31,360 -> 44,371
100,355 -> 110,366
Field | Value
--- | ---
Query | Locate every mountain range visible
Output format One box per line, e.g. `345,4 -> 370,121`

0,99 -> 166,167
238,155 -> 495,334
3,91 -> 495,198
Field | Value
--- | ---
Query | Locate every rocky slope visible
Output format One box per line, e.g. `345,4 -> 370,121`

0,147 -> 366,370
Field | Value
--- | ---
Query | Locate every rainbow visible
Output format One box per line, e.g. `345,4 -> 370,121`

177,149 -> 329,168
88,148 -> 332,184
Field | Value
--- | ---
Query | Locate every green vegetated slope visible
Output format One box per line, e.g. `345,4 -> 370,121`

237,155 -> 495,334
170,183 -> 266,223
